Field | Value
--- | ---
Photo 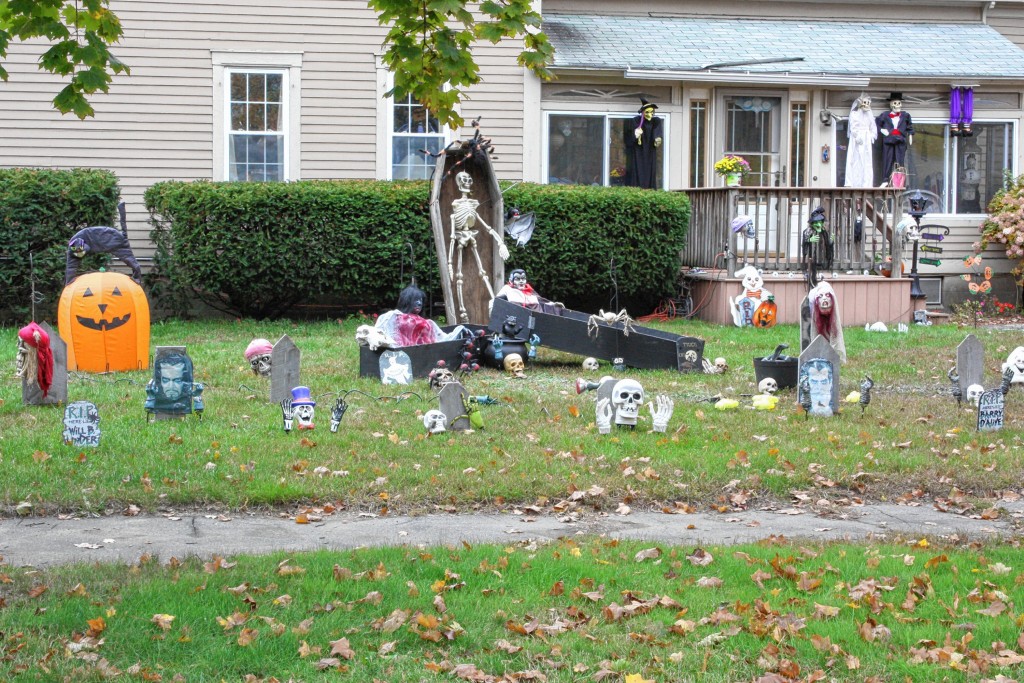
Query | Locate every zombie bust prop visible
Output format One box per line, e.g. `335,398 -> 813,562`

808,281 -> 846,363
16,322 -> 54,398
244,338 -> 273,377
374,285 -> 467,347
145,352 -> 204,419
492,269 -> 564,315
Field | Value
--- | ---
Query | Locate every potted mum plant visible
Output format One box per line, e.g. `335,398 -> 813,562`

714,155 -> 751,187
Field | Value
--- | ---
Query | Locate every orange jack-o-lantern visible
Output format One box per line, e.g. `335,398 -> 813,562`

752,297 -> 778,328
58,272 -> 150,372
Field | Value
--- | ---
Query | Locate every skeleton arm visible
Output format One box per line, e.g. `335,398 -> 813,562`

474,215 -> 510,260
447,217 -> 458,281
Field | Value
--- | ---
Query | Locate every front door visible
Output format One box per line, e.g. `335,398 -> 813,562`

724,95 -> 782,186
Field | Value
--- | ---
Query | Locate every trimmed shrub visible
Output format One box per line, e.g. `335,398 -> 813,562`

146,180 -> 689,319
503,184 -> 690,312
0,168 -> 120,322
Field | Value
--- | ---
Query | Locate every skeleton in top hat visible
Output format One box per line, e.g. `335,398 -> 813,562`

16,322 -> 54,398
448,172 -> 510,323
876,92 -> 914,185
624,98 -> 664,189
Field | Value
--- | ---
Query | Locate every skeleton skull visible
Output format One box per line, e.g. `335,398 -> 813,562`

966,384 -> 984,407
504,353 -> 526,378
582,357 -> 599,371
714,357 -> 729,372
15,338 -> 28,378
457,171 -> 473,193
611,378 -> 645,427
294,403 -> 315,428
422,409 -> 447,434
758,377 -> 778,395
429,365 -> 456,391
249,353 -> 272,377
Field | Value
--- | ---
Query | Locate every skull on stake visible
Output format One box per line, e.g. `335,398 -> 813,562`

758,377 -> 778,395
611,378 -> 645,428
966,384 -> 984,407
244,338 -> 273,377
504,353 -> 526,378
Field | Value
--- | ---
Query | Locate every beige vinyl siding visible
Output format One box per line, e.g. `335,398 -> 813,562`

0,0 -> 529,259
989,5 -> 1024,46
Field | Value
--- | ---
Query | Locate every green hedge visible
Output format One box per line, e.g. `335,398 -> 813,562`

145,180 -> 689,319
0,168 -> 120,322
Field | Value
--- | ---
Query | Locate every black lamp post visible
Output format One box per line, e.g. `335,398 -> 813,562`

906,190 -> 929,300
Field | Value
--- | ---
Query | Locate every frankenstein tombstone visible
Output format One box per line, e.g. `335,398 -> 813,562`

270,335 -> 301,404
798,335 -> 841,417
145,346 -> 204,421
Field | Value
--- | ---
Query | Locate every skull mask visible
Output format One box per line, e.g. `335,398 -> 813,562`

504,353 -> 526,378
429,366 -> 456,391
966,384 -> 984,407
294,403 -> 315,426
611,378 -> 645,427
714,357 -> 729,373
758,377 -> 778,395
249,353 -> 272,377
582,357 -> 599,371
422,409 -> 447,434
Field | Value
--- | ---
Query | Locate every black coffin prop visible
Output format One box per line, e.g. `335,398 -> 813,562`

358,325 -> 487,380
488,298 -> 704,372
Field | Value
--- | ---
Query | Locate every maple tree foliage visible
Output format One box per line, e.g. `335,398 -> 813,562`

369,0 -> 554,128
0,0 -> 129,118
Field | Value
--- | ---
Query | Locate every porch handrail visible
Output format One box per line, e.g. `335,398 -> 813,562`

677,187 -> 905,276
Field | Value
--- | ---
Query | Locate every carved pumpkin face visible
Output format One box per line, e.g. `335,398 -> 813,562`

753,298 -> 778,328
58,272 -> 150,372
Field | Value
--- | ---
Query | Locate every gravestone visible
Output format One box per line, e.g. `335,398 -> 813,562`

957,335 -> 984,391
270,335 -> 301,404
146,346 -> 202,421
438,381 -> 470,431
62,400 -> 100,447
977,389 -> 1005,432
23,322 -> 68,406
379,350 -> 413,385
798,334 -> 840,417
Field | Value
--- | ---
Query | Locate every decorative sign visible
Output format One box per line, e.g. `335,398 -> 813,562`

977,389 -> 1005,432
920,244 -> 943,253
798,335 -> 841,417
920,233 -> 945,242
63,400 -> 100,447
379,350 -> 413,385
919,257 -> 942,266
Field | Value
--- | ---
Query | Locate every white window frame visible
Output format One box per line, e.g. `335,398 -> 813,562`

542,110 -> 670,189
375,61 -> 454,180
212,51 -> 302,181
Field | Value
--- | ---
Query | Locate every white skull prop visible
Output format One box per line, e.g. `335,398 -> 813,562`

294,403 -> 315,427
355,324 -> 392,352
611,378 -> 645,427
504,353 -> 526,378
422,409 -> 447,434
758,377 -> 778,395
429,365 -> 455,391
582,357 -> 599,371
1001,346 -> 1024,384
966,384 -> 984,407
249,353 -> 272,378
714,357 -> 729,372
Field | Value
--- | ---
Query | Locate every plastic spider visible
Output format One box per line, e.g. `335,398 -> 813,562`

586,308 -> 635,338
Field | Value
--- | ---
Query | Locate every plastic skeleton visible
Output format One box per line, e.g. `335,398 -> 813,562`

448,171 -> 509,323
587,309 -> 636,338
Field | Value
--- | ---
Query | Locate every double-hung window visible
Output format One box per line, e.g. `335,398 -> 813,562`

391,94 -> 445,180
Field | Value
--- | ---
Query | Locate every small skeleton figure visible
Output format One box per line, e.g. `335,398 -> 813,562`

859,375 -> 874,414
290,386 -> 316,430
758,377 -> 778,395
1001,366 -> 1015,397
948,367 -> 962,405
799,376 -> 812,419
448,171 -> 510,323
504,353 -> 526,379
422,409 -> 447,435
966,384 -> 984,408
648,394 -> 674,433
587,309 -> 635,338
354,325 -> 395,352
329,397 -> 348,433
244,338 -> 273,377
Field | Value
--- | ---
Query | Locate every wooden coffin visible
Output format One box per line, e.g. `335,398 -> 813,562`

429,134 -> 505,325
488,298 -> 705,372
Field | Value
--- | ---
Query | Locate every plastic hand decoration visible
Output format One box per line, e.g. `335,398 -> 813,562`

498,242 -> 510,260
528,334 -> 541,359
808,231 -> 821,244
492,337 -> 504,361
330,397 -> 348,433
649,394 -> 674,433
654,137 -> 662,148
280,398 -> 294,432
461,394 -> 485,430
596,397 -> 613,434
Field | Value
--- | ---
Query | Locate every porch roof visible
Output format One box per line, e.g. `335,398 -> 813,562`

542,15 -> 1024,83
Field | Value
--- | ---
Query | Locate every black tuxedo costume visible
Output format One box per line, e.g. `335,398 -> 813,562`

876,109 -> 914,183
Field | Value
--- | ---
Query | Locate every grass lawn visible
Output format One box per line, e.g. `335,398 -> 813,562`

2,537 -> 1023,681
0,318 -> 1021,516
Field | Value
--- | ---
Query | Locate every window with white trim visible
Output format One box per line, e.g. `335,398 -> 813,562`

212,52 -> 301,182
545,112 -> 667,188
391,93 -> 445,180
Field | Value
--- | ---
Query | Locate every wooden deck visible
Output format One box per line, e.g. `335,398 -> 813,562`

684,269 -> 917,326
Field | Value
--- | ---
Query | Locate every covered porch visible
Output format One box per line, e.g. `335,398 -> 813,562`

678,186 -> 920,326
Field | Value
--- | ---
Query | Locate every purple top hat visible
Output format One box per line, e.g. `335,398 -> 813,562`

290,386 -> 315,406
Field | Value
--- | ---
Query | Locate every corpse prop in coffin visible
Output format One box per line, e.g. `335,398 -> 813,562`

488,298 -> 705,372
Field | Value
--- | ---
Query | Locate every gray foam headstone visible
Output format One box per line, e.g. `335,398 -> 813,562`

798,334 -> 840,417
438,381 -> 469,431
957,334 -> 984,390
62,400 -> 100,447
270,335 -> 301,404
977,389 -> 1004,432
22,322 -> 67,406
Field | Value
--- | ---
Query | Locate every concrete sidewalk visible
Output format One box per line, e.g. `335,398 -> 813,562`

3,499 -> 1022,567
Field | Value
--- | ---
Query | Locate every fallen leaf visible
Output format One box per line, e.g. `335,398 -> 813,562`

330,637 -> 355,660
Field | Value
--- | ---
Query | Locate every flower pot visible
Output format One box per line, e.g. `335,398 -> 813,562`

725,173 -> 742,187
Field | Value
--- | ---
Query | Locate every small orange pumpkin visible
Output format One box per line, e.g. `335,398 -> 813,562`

58,272 -> 150,372
753,296 -> 778,328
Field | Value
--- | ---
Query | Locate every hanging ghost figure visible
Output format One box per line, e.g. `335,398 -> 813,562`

845,95 -> 877,188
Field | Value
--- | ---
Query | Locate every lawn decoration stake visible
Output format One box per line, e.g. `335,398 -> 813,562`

329,397 -> 348,432
63,400 -> 100,448
859,375 -> 874,415
58,271 -> 150,372
244,338 -> 273,377
1001,367 -> 1014,397
145,348 -> 204,421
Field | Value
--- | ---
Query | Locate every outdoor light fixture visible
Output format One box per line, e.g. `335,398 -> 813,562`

906,189 -> 929,300
818,109 -> 835,126
908,189 -> 930,221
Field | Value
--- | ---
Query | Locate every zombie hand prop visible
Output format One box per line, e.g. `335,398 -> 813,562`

280,398 -> 294,432
649,394 -> 674,433
330,397 -> 348,433
596,398 -> 613,435
498,242 -> 510,260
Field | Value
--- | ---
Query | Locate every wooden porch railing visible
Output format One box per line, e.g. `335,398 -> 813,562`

678,187 -> 906,275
